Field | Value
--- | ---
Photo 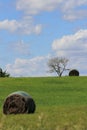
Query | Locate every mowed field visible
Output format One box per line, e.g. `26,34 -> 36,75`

0,76 -> 87,130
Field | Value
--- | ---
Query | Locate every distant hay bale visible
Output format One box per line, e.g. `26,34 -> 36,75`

69,69 -> 79,76
3,91 -> 36,115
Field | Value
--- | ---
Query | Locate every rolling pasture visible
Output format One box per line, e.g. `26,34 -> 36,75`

0,76 -> 87,130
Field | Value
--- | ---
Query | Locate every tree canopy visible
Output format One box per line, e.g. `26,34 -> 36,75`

0,68 -> 10,77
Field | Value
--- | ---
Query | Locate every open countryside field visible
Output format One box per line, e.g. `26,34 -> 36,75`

0,76 -> 87,130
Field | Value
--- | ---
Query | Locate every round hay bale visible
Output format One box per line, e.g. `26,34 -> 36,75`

69,69 -> 79,76
3,91 -> 36,115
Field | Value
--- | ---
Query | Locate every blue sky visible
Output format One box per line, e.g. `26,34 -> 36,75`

0,0 -> 87,77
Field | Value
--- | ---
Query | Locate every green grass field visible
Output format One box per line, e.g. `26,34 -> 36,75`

0,76 -> 87,130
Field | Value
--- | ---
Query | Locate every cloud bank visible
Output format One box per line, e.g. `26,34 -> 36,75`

0,0 -> 87,34
52,29 -> 87,75
5,29 -> 87,76
0,19 -> 42,35
6,56 -> 51,77
17,0 -> 87,21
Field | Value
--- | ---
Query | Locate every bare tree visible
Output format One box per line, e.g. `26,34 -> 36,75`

47,57 -> 69,77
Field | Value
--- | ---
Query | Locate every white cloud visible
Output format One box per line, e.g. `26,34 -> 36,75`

0,19 -> 42,35
10,40 -> 30,55
16,0 -> 62,15
0,19 -> 19,32
52,29 -> 87,52
5,28 -> 87,76
63,10 -> 87,21
0,0 -> 87,34
34,24 -> 42,35
6,56 -> 51,77
16,0 -> 87,21
52,29 -> 87,75
60,0 -> 87,21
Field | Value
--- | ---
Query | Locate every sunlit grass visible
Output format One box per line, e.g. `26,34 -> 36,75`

0,76 -> 87,129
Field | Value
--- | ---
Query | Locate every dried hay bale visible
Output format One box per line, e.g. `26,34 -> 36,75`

69,69 -> 79,76
3,91 -> 36,115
